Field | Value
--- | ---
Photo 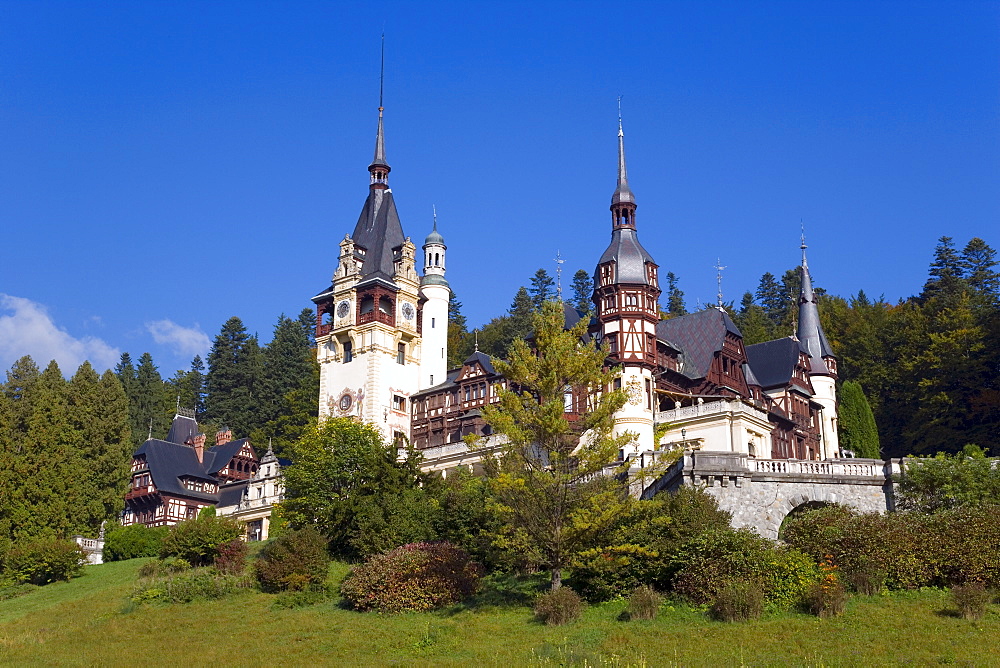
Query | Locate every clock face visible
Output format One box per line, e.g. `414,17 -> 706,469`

336,300 -> 350,319
401,302 -> 415,321
338,393 -> 353,412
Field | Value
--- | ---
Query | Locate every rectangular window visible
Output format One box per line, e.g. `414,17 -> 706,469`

343,341 -> 352,363
431,317 -> 436,328
393,395 -> 406,412
397,342 -> 406,365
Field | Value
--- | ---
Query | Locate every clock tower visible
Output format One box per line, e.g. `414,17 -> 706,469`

311,100 -> 438,445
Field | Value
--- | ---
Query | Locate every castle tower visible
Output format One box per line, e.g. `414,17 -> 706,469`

592,112 -> 661,453
796,235 -> 840,459
311,99 -> 423,445
420,211 -> 449,389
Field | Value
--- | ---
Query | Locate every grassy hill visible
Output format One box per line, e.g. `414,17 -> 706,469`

1,558 -> 997,667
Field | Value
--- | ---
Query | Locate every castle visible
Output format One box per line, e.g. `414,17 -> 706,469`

124,97 -> 895,541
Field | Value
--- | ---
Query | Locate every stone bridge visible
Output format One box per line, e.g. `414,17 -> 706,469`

640,451 -> 899,540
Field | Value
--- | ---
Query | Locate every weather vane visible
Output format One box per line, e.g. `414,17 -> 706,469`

714,258 -> 727,308
555,250 -> 565,299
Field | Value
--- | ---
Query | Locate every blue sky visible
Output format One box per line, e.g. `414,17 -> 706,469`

1,1 -> 998,376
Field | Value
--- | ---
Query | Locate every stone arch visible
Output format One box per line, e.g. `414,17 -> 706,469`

777,500 -> 836,540
756,488 -> 847,540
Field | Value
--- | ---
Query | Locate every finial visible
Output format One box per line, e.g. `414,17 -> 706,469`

474,329 -> 479,353
800,219 -> 809,269
175,395 -> 180,415
147,418 -> 153,441
713,258 -> 727,309
554,250 -> 565,300
432,204 -> 438,231
617,95 -> 623,137
379,33 -> 385,112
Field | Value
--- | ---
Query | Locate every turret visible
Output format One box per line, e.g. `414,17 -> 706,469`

420,209 -> 449,389
796,233 -> 840,458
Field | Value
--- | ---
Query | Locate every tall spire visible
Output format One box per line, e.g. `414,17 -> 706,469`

369,34 -> 390,185
796,228 -> 836,374
611,97 -> 636,230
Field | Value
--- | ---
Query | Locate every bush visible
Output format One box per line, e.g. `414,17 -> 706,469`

571,489 -> 733,601
534,586 -> 584,625
103,524 -> 169,561
340,541 -> 483,613
626,585 -> 662,621
671,528 -> 817,609
710,581 -> 764,622
130,570 -> 253,604
782,504 -> 1000,590
138,556 -> 190,579
214,539 -> 249,575
804,558 -> 846,618
844,562 -> 886,595
254,526 -> 329,593
160,513 -> 242,567
5,537 -> 85,585
952,583 -> 992,620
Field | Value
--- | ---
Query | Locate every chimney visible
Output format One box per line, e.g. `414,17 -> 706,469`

192,433 -> 206,463
216,428 -> 232,446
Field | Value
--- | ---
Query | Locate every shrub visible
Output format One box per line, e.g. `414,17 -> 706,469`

534,586 -> 584,625
5,537 -> 85,585
340,541 -> 483,613
160,513 -> 242,567
130,570 -> 253,604
103,524 -> 169,561
626,585 -> 662,621
710,581 -> 764,622
571,489 -> 733,601
844,562 -> 886,595
804,558 -> 846,618
214,539 -> 249,575
254,526 -> 329,593
952,583 -> 992,620
671,528 -> 817,609
138,556 -> 190,579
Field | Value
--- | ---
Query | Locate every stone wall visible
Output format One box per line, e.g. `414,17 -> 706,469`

644,451 -> 897,540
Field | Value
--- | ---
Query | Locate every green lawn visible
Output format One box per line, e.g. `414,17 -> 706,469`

1,559 -> 997,667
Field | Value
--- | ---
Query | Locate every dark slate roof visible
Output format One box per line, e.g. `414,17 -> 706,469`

745,337 -> 801,389
411,369 -> 463,398
656,308 -> 742,380
218,481 -> 248,508
165,414 -> 199,445
463,350 -> 497,375
204,438 -> 252,475
352,189 -> 405,285
796,260 -> 836,374
134,439 -> 218,502
596,228 -> 656,285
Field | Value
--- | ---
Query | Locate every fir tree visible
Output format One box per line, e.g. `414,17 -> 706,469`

448,292 -> 473,368
260,314 -> 314,425
756,272 -> 785,327
114,352 -> 136,405
960,237 -> 999,302
131,352 -> 170,446
735,292 -> 773,345
666,271 -> 687,316
479,301 -> 634,590
529,269 -> 555,310
920,236 -> 966,305
206,316 -> 262,437
838,381 -> 880,459
570,269 -> 594,314
297,307 -> 316,347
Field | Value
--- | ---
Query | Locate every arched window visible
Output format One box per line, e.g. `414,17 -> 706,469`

360,296 -> 375,314
378,296 -> 393,314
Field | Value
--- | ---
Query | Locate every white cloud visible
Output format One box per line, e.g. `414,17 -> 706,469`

145,319 -> 210,358
0,294 -> 120,373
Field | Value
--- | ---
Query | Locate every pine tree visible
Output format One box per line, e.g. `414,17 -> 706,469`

260,314 -> 314,425
838,381 -> 880,459
479,301 -> 634,590
756,272 -> 785,327
131,352 -> 170,446
95,370 -> 133,524
570,269 -> 594,314
206,316 -> 262,437
735,292 -> 773,345
448,292 -> 473,368
920,236 -> 966,305
166,356 -> 206,418
297,307 -> 316,347
529,269 -> 555,310
960,237 -> 999,302
24,361 -> 76,538
0,357 -> 40,544
665,271 -> 687,316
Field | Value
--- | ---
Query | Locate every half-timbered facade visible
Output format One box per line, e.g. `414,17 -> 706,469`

122,409 -> 262,528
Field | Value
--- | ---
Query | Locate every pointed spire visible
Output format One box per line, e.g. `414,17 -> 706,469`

368,34 -> 390,184
611,96 -> 635,210
796,227 -> 836,374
